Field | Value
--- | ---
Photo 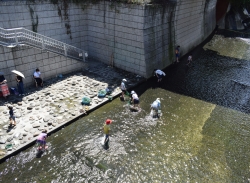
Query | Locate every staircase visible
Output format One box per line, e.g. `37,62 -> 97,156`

0,27 -> 87,61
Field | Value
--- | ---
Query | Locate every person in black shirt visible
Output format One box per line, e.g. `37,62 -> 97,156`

8,106 -> 16,126
16,74 -> 24,96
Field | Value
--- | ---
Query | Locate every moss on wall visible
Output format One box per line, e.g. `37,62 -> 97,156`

28,4 -> 39,32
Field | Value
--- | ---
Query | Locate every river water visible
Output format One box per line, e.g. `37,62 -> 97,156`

1,35 -> 250,182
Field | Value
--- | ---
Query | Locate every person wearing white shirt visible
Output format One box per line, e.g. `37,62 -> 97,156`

154,69 -> 166,82
131,90 -> 140,108
120,79 -> 127,99
33,68 -> 43,87
151,98 -> 161,117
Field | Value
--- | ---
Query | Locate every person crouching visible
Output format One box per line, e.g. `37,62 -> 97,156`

151,98 -> 161,118
37,129 -> 48,150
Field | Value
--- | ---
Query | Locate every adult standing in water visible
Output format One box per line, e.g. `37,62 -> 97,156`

0,74 -> 10,99
33,68 -> 43,87
120,78 -> 127,100
154,69 -> 166,83
16,74 -> 24,96
175,45 -> 180,63
103,119 -> 112,149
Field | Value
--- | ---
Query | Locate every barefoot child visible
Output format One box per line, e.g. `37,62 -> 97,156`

8,106 -> 16,127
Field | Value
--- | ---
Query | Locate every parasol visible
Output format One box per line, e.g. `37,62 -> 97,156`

11,70 -> 25,78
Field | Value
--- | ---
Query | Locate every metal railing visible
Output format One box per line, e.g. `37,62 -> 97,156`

0,27 -> 87,61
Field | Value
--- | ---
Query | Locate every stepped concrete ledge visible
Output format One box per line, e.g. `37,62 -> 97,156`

0,60 -> 145,162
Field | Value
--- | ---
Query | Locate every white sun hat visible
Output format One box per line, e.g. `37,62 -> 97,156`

131,91 -> 135,94
122,79 -> 127,82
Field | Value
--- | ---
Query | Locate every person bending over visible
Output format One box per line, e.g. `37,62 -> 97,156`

154,69 -> 166,82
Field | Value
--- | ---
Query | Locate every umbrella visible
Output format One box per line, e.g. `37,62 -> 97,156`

0,72 -> 4,75
11,70 -> 25,78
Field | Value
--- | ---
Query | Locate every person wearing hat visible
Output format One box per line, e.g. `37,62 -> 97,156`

120,79 -> 127,99
131,91 -> 140,108
151,98 -> 161,117
103,119 -> 112,148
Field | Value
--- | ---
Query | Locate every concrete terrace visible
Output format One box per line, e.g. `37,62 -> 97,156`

0,60 -> 145,161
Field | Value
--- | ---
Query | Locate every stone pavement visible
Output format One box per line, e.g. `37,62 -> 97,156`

0,60 -> 145,159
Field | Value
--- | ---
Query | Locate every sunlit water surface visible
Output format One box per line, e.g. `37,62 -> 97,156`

1,35 -> 250,182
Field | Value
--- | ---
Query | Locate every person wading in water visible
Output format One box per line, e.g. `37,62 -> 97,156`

103,119 -> 112,149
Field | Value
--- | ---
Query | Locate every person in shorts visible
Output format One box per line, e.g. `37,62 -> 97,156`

131,90 -> 140,108
120,79 -> 127,99
154,69 -> 166,82
8,106 -> 16,126
37,129 -> 48,150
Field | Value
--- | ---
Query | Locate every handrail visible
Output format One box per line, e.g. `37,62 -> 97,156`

0,27 -> 87,61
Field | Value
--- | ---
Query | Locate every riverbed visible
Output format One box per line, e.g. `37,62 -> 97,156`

0,35 -> 250,182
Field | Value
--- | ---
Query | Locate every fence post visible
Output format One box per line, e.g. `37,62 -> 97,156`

15,30 -> 18,45
64,44 -> 67,56
42,37 -> 45,50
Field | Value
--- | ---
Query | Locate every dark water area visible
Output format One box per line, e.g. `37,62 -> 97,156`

1,34 -> 250,182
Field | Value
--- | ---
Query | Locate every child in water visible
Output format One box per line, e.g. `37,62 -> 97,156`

103,119 -> 112,148
37,129 -> 48,150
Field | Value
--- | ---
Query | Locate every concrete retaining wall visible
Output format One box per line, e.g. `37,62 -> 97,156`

0,0 -> 217,78
0,45 -> 84,88
174,0 -> 217,55
0,1 -> 87,50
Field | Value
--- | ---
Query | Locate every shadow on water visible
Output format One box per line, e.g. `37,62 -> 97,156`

141,48 -> 250,115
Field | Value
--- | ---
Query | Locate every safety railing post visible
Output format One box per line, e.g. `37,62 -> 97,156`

64,44 -> 67,56
42,37 -> 45,50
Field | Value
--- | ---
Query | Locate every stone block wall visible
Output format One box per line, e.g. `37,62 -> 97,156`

85,3 -> 146,76
174,0 -> 217,55
0,0 -> 218,78
0,45 -> 84,88
0,1 -> 87,50
143,3 -> 175,76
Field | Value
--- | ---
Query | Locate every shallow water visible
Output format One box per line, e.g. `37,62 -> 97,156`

1,35 -> 250,182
